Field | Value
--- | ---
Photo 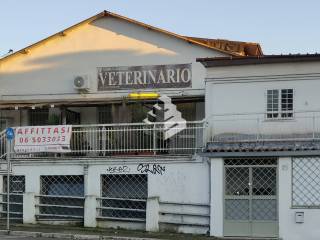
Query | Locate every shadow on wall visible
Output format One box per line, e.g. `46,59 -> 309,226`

91,16 -> 201,57
0,49 -> 183,95
0,16 -> 214,94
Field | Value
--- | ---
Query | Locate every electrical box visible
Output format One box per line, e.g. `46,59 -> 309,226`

295,211 -> 304,223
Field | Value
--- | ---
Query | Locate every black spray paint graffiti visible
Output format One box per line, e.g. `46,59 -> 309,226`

137,164 -> 166,175
106,165 -> 130,174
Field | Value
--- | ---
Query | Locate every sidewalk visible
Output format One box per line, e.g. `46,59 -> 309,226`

0,224 -> 218,240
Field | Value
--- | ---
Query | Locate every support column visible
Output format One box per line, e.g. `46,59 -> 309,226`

146,196 -> 159,232
210,158 -> 224,237
61,107 -> 67,125
23,192 -> 36,224
84,195 -> 97,227
278,157 -> 291,240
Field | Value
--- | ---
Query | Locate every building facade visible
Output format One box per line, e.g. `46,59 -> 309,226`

199,55 -> 320,240
3,10 -> 319,240
0,10 -> 263,235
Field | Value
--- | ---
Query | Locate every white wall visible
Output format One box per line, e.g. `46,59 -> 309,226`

13,164 -> 84,194
0,16 -> 225,103
205,62 -> 320,137
278,157 -> 320,240
86,161 -> 209,203
210,158 -> 223,237
11,159 -> 210,231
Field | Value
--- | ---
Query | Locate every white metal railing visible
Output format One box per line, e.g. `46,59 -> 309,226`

97,197 -> 147,222
0,121 -> 204,159
35,194 -> 85,220
207,111 -> 320,142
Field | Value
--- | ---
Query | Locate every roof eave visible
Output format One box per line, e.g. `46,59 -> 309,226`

1,10 -> 239,63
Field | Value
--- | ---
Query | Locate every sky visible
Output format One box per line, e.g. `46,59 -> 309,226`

1,0 -> 320,56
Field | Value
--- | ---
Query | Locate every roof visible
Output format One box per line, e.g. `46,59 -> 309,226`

197,53 -> 320,67
206,140 -> 320,153
0,10 -> 263,63
186,37 -> 263,56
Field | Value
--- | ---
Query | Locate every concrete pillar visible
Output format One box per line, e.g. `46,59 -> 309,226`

278,157 -> 291,240
61,107 -> 67,125
84,195 -> 97,228
23,192 -> 36,224
210,158 -> 224,237
20,110 -> 29,126
146,196 -> 159,232
83,165 -> 89,196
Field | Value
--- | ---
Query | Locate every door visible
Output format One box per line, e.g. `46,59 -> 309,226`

224,158 -> 278,237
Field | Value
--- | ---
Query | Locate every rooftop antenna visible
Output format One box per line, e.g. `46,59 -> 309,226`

0,49 -> 14,58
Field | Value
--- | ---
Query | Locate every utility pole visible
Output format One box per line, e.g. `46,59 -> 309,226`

5,127 -> 14,233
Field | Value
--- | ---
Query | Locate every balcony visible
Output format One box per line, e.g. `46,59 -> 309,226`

0,121 -> 204,160
205,112 -> 320,153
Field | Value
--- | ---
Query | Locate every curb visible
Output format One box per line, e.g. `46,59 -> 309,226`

0,230 -> 165,240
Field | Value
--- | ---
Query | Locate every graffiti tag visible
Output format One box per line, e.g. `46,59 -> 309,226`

106,165 -> 130,174
137,163 -> 166,175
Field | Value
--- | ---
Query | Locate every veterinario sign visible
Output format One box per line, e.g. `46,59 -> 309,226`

97,64 -> 192,90
14,125 -> 72,153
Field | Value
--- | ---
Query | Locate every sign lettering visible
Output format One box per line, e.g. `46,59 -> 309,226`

97,64 -> 192,90
14,125 -> 72,153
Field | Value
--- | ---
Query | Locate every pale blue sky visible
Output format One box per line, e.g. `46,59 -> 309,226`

1,0 -> 320,56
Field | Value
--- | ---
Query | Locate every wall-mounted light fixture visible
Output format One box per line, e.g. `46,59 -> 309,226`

128,92 -> 160,100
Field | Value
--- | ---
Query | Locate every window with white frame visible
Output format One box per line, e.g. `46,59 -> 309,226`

266,89 -> 293,119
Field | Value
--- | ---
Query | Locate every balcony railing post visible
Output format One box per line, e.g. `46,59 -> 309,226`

313,113 -> 316,140
153,124 -> 156,155
102,126 -> 106,156
256,117 -> 260,141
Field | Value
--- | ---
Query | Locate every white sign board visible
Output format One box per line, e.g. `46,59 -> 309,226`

14,125 -> 72,153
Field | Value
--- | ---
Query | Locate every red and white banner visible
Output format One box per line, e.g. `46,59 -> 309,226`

14,125 -> 72,153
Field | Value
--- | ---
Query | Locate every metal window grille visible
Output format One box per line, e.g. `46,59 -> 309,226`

292,157 -> 320,207
266,89 -> 293,119
29,109 -> 49,126
99,174 -> 147,221
37,175 -> 84,220
1,176 -> 25,222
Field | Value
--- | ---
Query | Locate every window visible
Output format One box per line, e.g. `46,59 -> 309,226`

100,174 -> 148,220
266,89 -> 293,119
29,109 -> 49,126
2,176 -> 25,222
292,157 -> 320,208
39,175 -> 84,219
0,119 -> 8,131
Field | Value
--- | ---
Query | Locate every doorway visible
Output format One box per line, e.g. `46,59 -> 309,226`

224,157 -> 278,237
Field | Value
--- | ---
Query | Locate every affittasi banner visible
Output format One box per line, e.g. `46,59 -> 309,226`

14,125 -> 72,153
